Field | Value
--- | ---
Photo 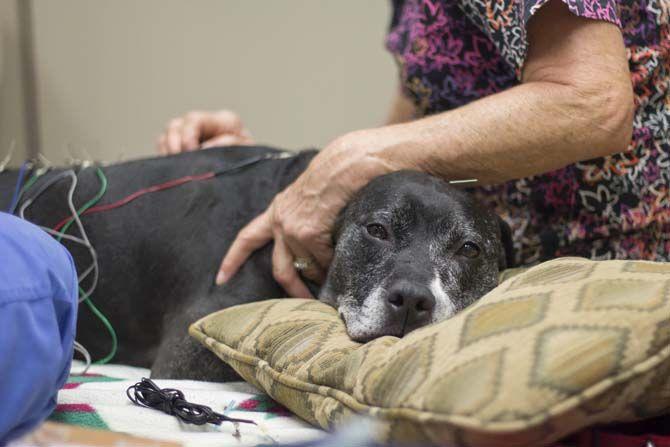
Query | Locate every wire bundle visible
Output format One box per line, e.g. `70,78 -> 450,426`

8,151 -> 291,369
17,168 -> 116,370
126,378 -> 256,426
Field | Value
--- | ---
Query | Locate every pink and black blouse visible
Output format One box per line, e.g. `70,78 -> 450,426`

386,0 -> 669,264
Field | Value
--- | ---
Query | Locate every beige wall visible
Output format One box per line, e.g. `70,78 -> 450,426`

26,0 -> 396,164
0,0 -> 28,166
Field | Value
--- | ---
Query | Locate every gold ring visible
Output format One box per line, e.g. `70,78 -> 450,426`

293,257 -> 314,271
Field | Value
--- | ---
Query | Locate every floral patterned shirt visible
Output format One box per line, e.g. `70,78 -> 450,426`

386,0 -> 669,265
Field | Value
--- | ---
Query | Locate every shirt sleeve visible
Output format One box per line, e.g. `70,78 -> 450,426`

458,0 -> 621,78
0,213 -> 78,444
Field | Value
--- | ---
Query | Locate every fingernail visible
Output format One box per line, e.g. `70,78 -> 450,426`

215,271 -> 226,285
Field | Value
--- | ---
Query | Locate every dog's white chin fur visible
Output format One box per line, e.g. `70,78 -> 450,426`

429,271 -> 458,324
338,286 -> 389,342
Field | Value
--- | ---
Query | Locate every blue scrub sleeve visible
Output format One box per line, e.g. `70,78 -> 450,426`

0,212 -> 78,444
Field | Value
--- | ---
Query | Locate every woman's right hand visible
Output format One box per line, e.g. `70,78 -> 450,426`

156,110 -> 254,155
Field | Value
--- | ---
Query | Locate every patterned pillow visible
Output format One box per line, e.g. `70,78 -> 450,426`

190,258 -> 670,447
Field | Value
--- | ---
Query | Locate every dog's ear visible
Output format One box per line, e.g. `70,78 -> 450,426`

497,215 -> 515,270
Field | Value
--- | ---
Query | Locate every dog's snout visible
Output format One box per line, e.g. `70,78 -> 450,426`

386,281 -> 436,329
387,288 -> 434,311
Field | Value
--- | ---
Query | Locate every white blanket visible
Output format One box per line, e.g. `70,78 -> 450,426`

54,362 -> 326,446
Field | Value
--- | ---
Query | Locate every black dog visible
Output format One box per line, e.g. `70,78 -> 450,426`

321,170 -> 514,342
0,146 -> 512,381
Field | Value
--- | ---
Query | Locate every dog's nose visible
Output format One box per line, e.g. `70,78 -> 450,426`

386,281 -> 436,329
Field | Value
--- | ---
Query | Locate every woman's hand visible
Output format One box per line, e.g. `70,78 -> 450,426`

157,110 -> 254,155
215,128 -> 400,297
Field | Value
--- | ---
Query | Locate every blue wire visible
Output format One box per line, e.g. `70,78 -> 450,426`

7,162 -> 28,214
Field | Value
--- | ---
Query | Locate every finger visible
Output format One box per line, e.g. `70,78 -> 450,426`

272,234 -> 314,298
166,118 -> 184,154
309,245 -> 334,273
201,134 -> 247,149
285,227 -> 333,272
202,110 -> 244,137
284,238 -> 327,284
216,211 -> 273,285
181,114 -> 204,151
156,135 -> 168,155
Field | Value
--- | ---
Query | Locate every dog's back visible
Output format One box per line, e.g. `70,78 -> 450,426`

0,147 -> 316,379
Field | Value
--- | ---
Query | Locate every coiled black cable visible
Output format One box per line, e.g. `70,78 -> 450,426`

126,378 -> 256,426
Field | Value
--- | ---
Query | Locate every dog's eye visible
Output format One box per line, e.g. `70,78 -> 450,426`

458,242 -> 480,258
366,223 -> 388,240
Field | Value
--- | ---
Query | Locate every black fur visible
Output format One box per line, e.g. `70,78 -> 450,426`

0,147 -> 513,380
0,147 -> 314,381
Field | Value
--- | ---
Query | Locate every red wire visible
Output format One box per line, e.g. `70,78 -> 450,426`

52,171 -> 216,232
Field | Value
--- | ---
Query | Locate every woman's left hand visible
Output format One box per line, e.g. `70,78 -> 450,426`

215,128 -> 398,297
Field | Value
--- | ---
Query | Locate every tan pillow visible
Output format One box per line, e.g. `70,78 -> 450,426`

190,258 -> 670,447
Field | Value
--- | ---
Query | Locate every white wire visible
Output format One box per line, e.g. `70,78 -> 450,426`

38,227 -> 98,291
73,341 -> 92,374
18,170 -> 71,217
61,171 -> 99,301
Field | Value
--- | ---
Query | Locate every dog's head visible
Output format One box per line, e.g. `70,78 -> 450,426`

319,171 -> 513,342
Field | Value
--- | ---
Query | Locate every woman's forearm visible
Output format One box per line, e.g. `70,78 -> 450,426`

372,77 -> 633,186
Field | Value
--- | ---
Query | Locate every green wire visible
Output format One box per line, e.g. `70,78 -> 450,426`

20,173 -> 41,197
55,167 -> 118,364
80,286 -> 118,365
